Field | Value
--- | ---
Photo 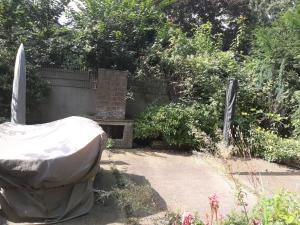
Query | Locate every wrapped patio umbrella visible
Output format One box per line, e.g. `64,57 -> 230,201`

11,44 -> 26,124
223,78 -> 238,147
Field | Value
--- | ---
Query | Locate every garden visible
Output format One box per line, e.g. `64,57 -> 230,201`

0,0 -> 300,224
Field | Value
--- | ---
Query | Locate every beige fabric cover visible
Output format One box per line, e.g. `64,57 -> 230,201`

0,116 -> 106,224
11,44 -> 26,125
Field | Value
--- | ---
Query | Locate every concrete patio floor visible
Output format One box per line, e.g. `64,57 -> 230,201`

102,149 -> 257,224
2,148 -> 299,225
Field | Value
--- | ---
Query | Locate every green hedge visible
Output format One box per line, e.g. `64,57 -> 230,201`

134,103 -> 219,150
251,127 -> 300,168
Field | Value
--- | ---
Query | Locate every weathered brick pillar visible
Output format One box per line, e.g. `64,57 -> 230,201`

96,69 -> 128,119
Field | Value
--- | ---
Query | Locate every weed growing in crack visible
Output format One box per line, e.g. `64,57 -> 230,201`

95,164 -> 157,223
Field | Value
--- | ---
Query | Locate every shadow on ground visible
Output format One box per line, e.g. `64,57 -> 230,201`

109,148 -> 193,158
58,167 -> 167,225
231,171 -> 300,176
96,168 -> 167,213
1,167 -> 166,225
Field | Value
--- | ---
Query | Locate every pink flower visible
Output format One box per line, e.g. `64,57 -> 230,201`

252,219 -> 262,225
181,212 -> 193,225
208,193 -> 219,209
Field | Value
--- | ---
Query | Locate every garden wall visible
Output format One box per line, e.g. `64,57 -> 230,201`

126,78 -> 170,119
28,67 -> 97,123
29,68 -> 169,123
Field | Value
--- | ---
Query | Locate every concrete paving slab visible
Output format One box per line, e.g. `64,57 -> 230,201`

106,149 -> 257,220
200,154 -> 300,197
223,157 -> 300,195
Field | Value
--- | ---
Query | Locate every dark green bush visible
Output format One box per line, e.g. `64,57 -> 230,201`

134,103 -> 219,150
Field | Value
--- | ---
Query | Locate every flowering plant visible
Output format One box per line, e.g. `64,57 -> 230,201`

207,193 -> 221,225
181,212 -> 193,225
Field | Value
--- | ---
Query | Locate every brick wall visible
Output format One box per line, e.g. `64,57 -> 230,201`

96,68 -> 128,120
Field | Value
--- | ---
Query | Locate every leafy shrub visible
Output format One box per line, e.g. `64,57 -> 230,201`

235,109 -> 290,140
292,107 -> 300,138
113,179 -> 156,217
250,127 -> 300,167
237,3 -> 300,136
159,211 -> 182,225
96,166 -> 157,217
253,190 -> 300,225
134,103 -> 195,148
223,190 -> 300,225
136,23 -> 239,105
223,212 -> 249,225
291,91 -> 300,138
160,190 -> 300,225
105,138 -> 114,149
134,103 -> 219,150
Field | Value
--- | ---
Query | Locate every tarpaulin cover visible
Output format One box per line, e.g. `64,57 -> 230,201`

11,43 -> 26,125
0,116 -> 106,224
223,78 -> 238,147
